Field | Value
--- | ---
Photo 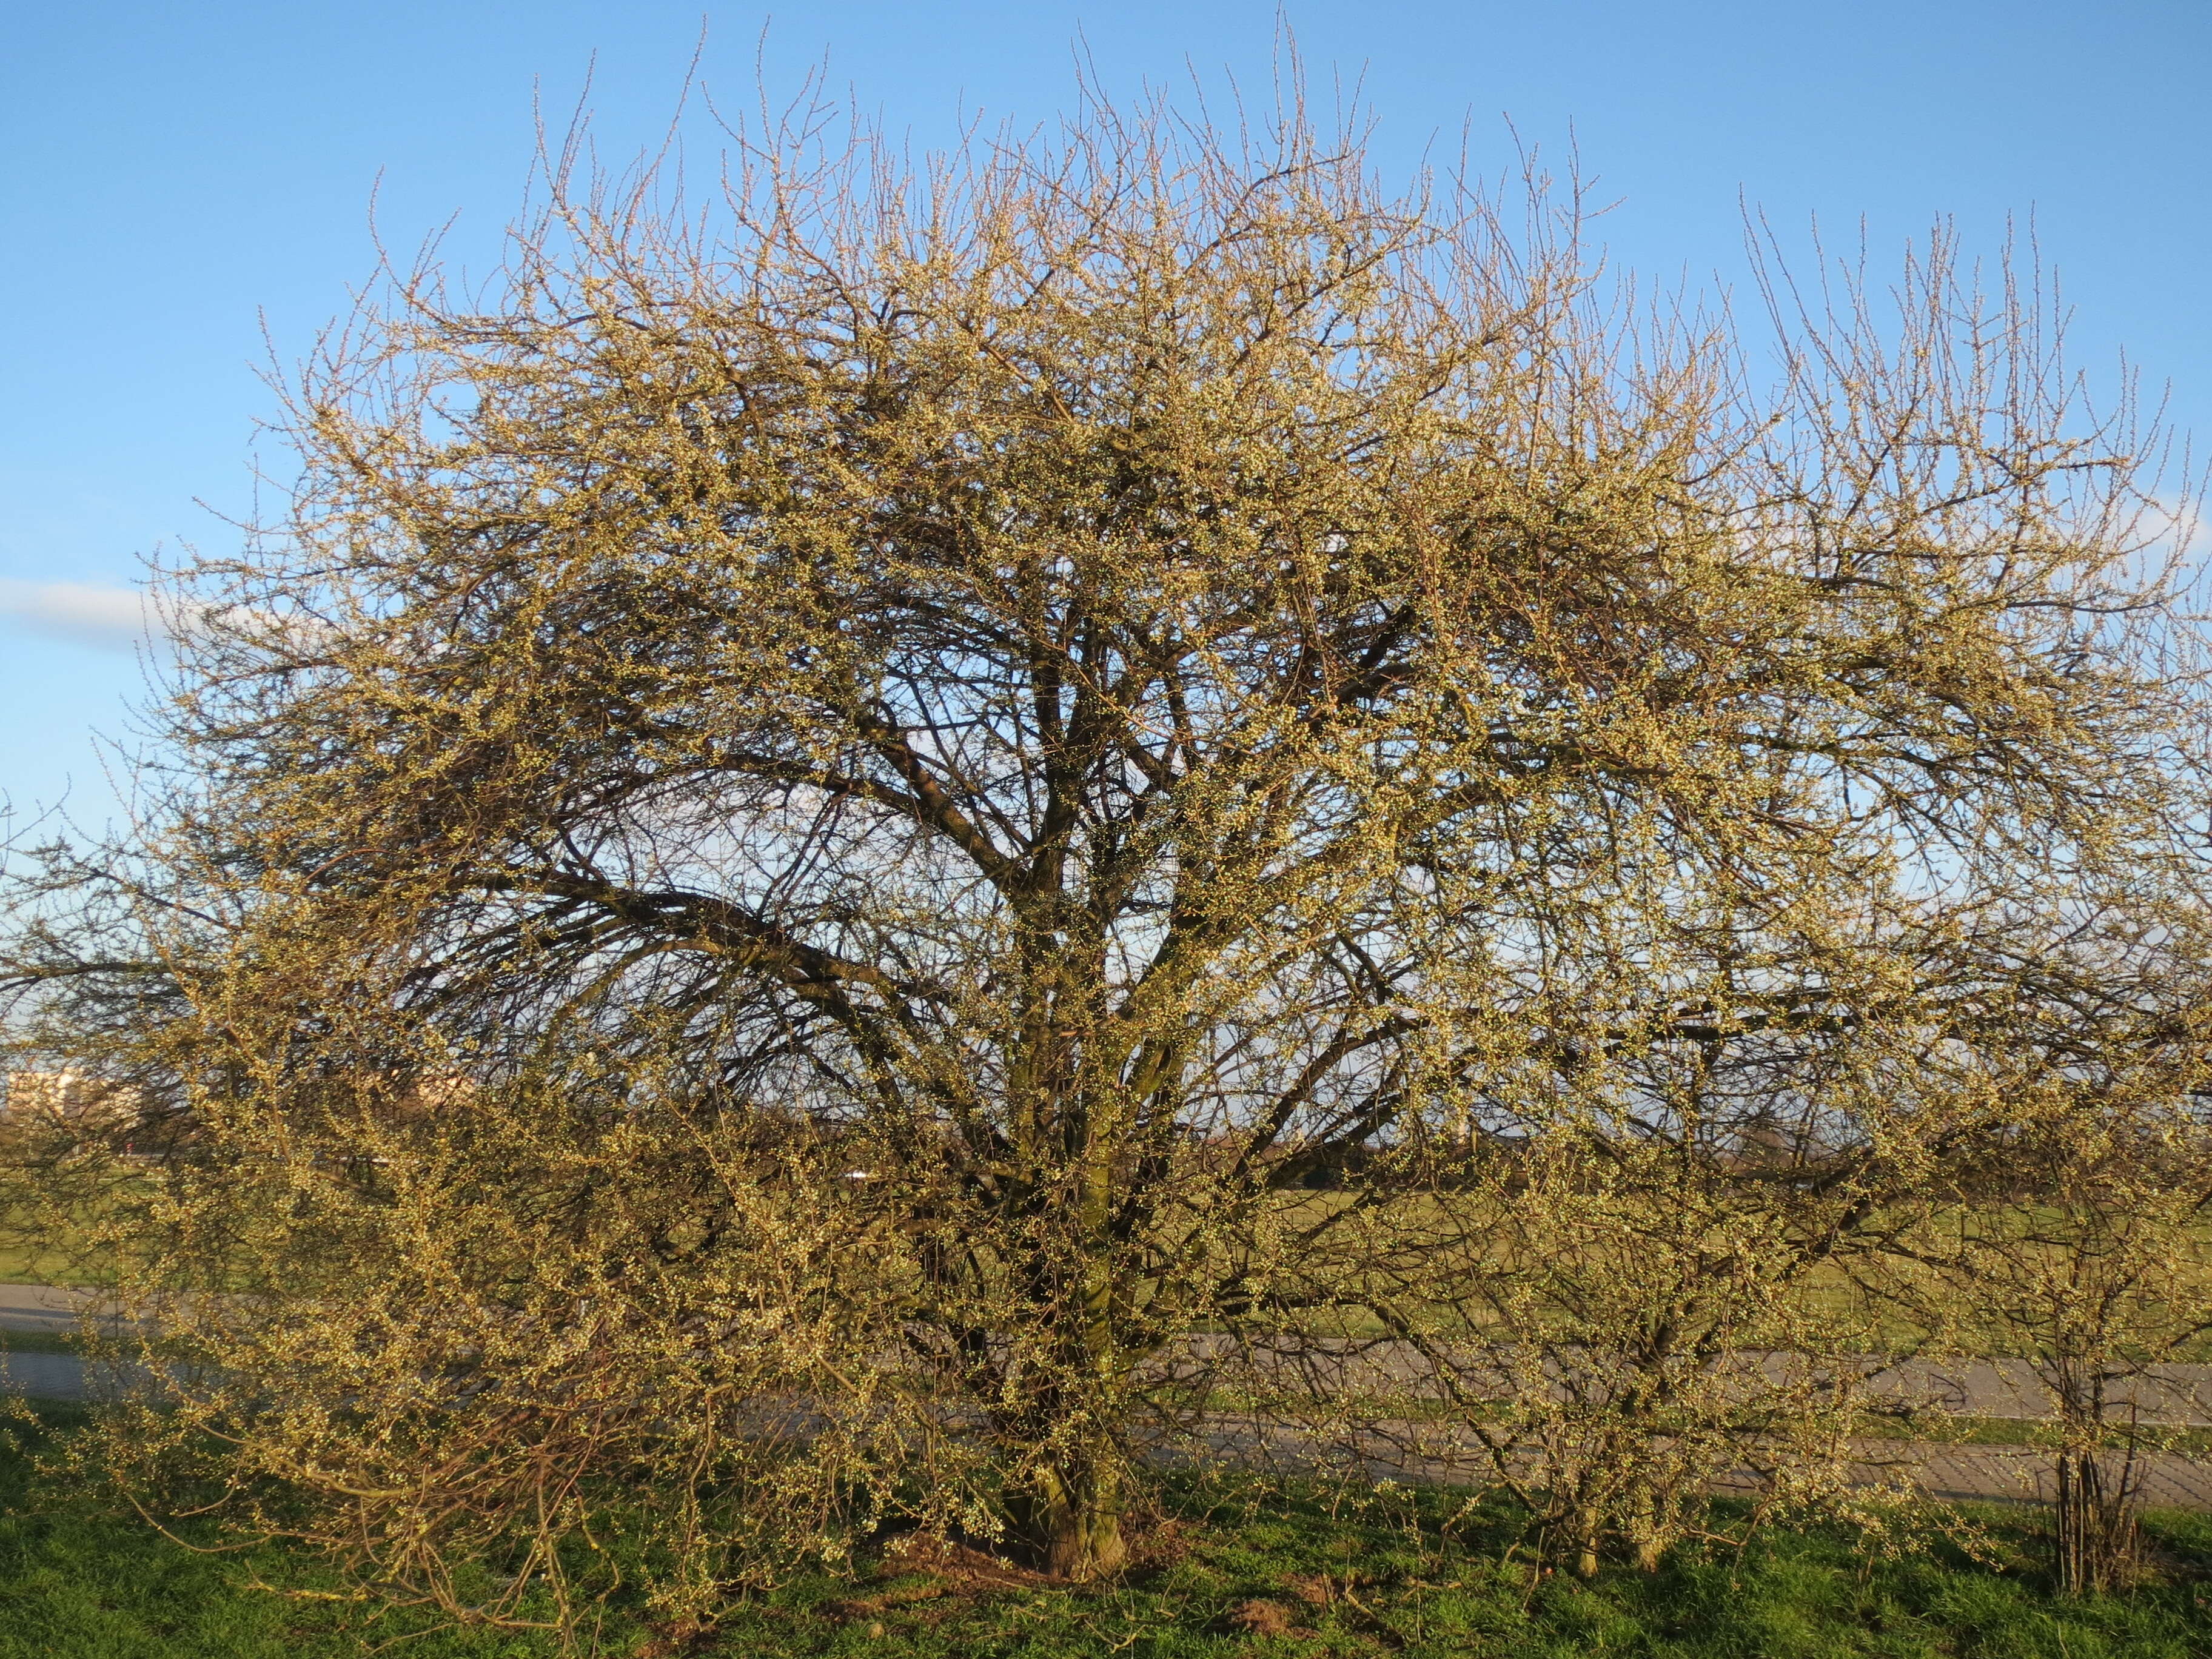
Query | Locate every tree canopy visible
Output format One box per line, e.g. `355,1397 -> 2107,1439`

6,84 -> 2209,1613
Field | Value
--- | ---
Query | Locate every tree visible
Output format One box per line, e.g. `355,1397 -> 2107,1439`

1313,905 -> 2212,1577
5,81 -> 2204,1602
1876,968 -> 2212,1595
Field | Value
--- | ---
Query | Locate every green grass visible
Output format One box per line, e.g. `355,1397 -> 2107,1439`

0,1248 -> 93,1285
3,1404 -> 2211,1658
703,1493 -> 2212,1658
0,1402 -> 591,1658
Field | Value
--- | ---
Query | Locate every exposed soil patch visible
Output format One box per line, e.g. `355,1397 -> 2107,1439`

1226,1596 -> 1300,1637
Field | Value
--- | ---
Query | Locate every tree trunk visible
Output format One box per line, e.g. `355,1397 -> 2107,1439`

1628,1489 -> 1664,1572
2056,1445 -> 2139,1595
1007,1094 -> 1133,1580
1568,1509 -> 1601,1578
1010,1452 -> 1127,1579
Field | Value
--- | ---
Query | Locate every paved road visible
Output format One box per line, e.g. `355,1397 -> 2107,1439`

0,1350 -> 95,1398
1179,1413 -> 2212,1511
10,1285 -> 2209,1509
12,1287 -> 2209,1423
0,1282 -> 108,1335
1196,1334 -> 2212,1426
1863,1443 -> 2212,1510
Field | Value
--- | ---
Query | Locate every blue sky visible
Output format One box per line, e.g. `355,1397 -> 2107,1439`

3,0 -> 2208,829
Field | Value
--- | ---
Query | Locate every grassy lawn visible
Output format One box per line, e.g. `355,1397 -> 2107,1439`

695,1501 -> 2212,1659
3,1403 -> 2211,1657
0,1404 -> 574,1658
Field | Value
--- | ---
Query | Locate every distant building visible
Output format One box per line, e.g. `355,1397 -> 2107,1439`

1,1069 -> 142,1130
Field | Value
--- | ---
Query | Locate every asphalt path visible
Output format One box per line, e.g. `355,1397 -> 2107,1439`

8,1284 -> 2209,1509
1176,1413 -> 2212,1510
0,1281 -> 107,1335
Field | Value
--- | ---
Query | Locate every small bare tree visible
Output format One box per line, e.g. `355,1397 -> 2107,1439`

1253,224 -> 2212,1573
1349,1007 -> 1904,1577
1892,1014 -> 2212,1595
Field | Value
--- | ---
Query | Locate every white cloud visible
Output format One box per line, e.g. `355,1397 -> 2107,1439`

2145,495 -> 2207,560
0,579 -> 204,652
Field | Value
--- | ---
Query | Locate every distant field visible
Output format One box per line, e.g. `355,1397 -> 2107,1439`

0,1176 -> 127,1288
10,1189 -> 2212,1360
